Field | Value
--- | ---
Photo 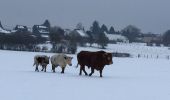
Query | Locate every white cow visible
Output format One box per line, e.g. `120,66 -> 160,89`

51,54 -> 73,73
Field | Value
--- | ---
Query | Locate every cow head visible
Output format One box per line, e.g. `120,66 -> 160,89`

64,56 -> 73,66
103,52 -> 113,65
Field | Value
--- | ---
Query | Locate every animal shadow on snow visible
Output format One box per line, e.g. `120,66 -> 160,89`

24,70 -> 114,79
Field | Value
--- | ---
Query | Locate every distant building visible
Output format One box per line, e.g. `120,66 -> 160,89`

13,25 -> 28,33
0,21 -> 11,34
32,25 -> 49,38
73,29 -> 89,38
65,29 -> 89,37
141,34 -> 162,46
104,32 -> 129,43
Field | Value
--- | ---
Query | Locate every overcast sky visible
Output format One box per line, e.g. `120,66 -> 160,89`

0,0 -> 170,34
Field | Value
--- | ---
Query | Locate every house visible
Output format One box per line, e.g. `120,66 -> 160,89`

0,21 -> 11,34
65,29 -> 89,38
142,34 -> 162,46
104,32 -> 129,43
32,25 -> 49,38
13,25 -> 28,33
74,29 -> 89,38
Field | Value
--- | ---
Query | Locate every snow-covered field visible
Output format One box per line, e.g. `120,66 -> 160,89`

0,43 -> 170,100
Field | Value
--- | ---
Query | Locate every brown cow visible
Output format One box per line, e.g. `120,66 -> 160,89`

76,51 -> 113,77
33,55 -> 50,72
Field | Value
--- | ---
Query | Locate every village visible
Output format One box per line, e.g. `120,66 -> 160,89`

0,20 -> 167,55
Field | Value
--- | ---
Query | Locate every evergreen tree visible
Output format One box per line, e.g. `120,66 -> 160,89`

90,20 -> 101,35
96,32 -> 109,49
86,31 -> 95,47
101,24 -> 108,33
0,21 -> 3,28
163,30 -> 170,46
42,19 -> 51,28
76,22 -> 84,30
49,26 -> 65,51
109,26 -> 115,34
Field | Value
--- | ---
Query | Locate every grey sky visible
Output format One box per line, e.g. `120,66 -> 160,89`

0,0 -> 170,34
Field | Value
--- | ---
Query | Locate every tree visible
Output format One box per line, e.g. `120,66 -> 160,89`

90,20 -> 101,35
163,30 -> 170,46
0,21 -> 3,28
109,26 -> 115,34
96,32 -> 109,49
86,31 -> 95,47
49,26 -> 65,50
121,25 -> 141,42
42,19 -> 51,29
76,22 -> 84,31
101,24 -> 108,33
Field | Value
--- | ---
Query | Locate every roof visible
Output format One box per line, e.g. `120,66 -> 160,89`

0,27 -> 11,34
33,25 -> 49,34
76,29 -> 89,37
104,32 -> 128,42
16,25 -> 26,29
34,25 -> 48,29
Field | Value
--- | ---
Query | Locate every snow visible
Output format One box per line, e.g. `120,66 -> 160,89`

0,43 -> 170,100
0,27 -> 11,34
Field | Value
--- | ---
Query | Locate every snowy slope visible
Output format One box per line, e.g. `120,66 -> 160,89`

0,44 -> 170,100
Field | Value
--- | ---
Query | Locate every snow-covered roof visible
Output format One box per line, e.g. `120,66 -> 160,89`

38,25 -> 48,29
76,30 -> 88,37
104,32 -> 128,42
0,27 -> 11,34
64,29 -> 72,35
41,34 -> 49,38
17,25 -> 25,29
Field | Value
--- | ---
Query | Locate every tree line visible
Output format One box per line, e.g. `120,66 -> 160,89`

1,19 -> 170,53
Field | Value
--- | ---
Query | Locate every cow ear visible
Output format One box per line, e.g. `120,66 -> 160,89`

64,57 -> 67,59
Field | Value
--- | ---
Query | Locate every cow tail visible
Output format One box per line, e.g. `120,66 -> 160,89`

33,62 -> 35,66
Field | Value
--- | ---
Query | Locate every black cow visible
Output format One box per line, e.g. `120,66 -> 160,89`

76,51 -> 113,77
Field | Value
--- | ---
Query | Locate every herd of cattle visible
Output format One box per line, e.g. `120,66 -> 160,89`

33,51 -> 113,77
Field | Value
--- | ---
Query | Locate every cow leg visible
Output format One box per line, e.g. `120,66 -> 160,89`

82,66 -> 88,76
89,68 -> 94,76
41,66 -> 44,71
52,65 -> 56,73
99,70 -> 103,77
79,65 -> 83,75
44,65 -> 47,72
99,67 -> 104,77
79,66 -> 82,75
61,67 -> 65,74
35,64 -> 39,72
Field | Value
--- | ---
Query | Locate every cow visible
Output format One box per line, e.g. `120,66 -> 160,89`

76,51 -> 113,77
33,55 -> 50,72
51,54 -> 73,73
